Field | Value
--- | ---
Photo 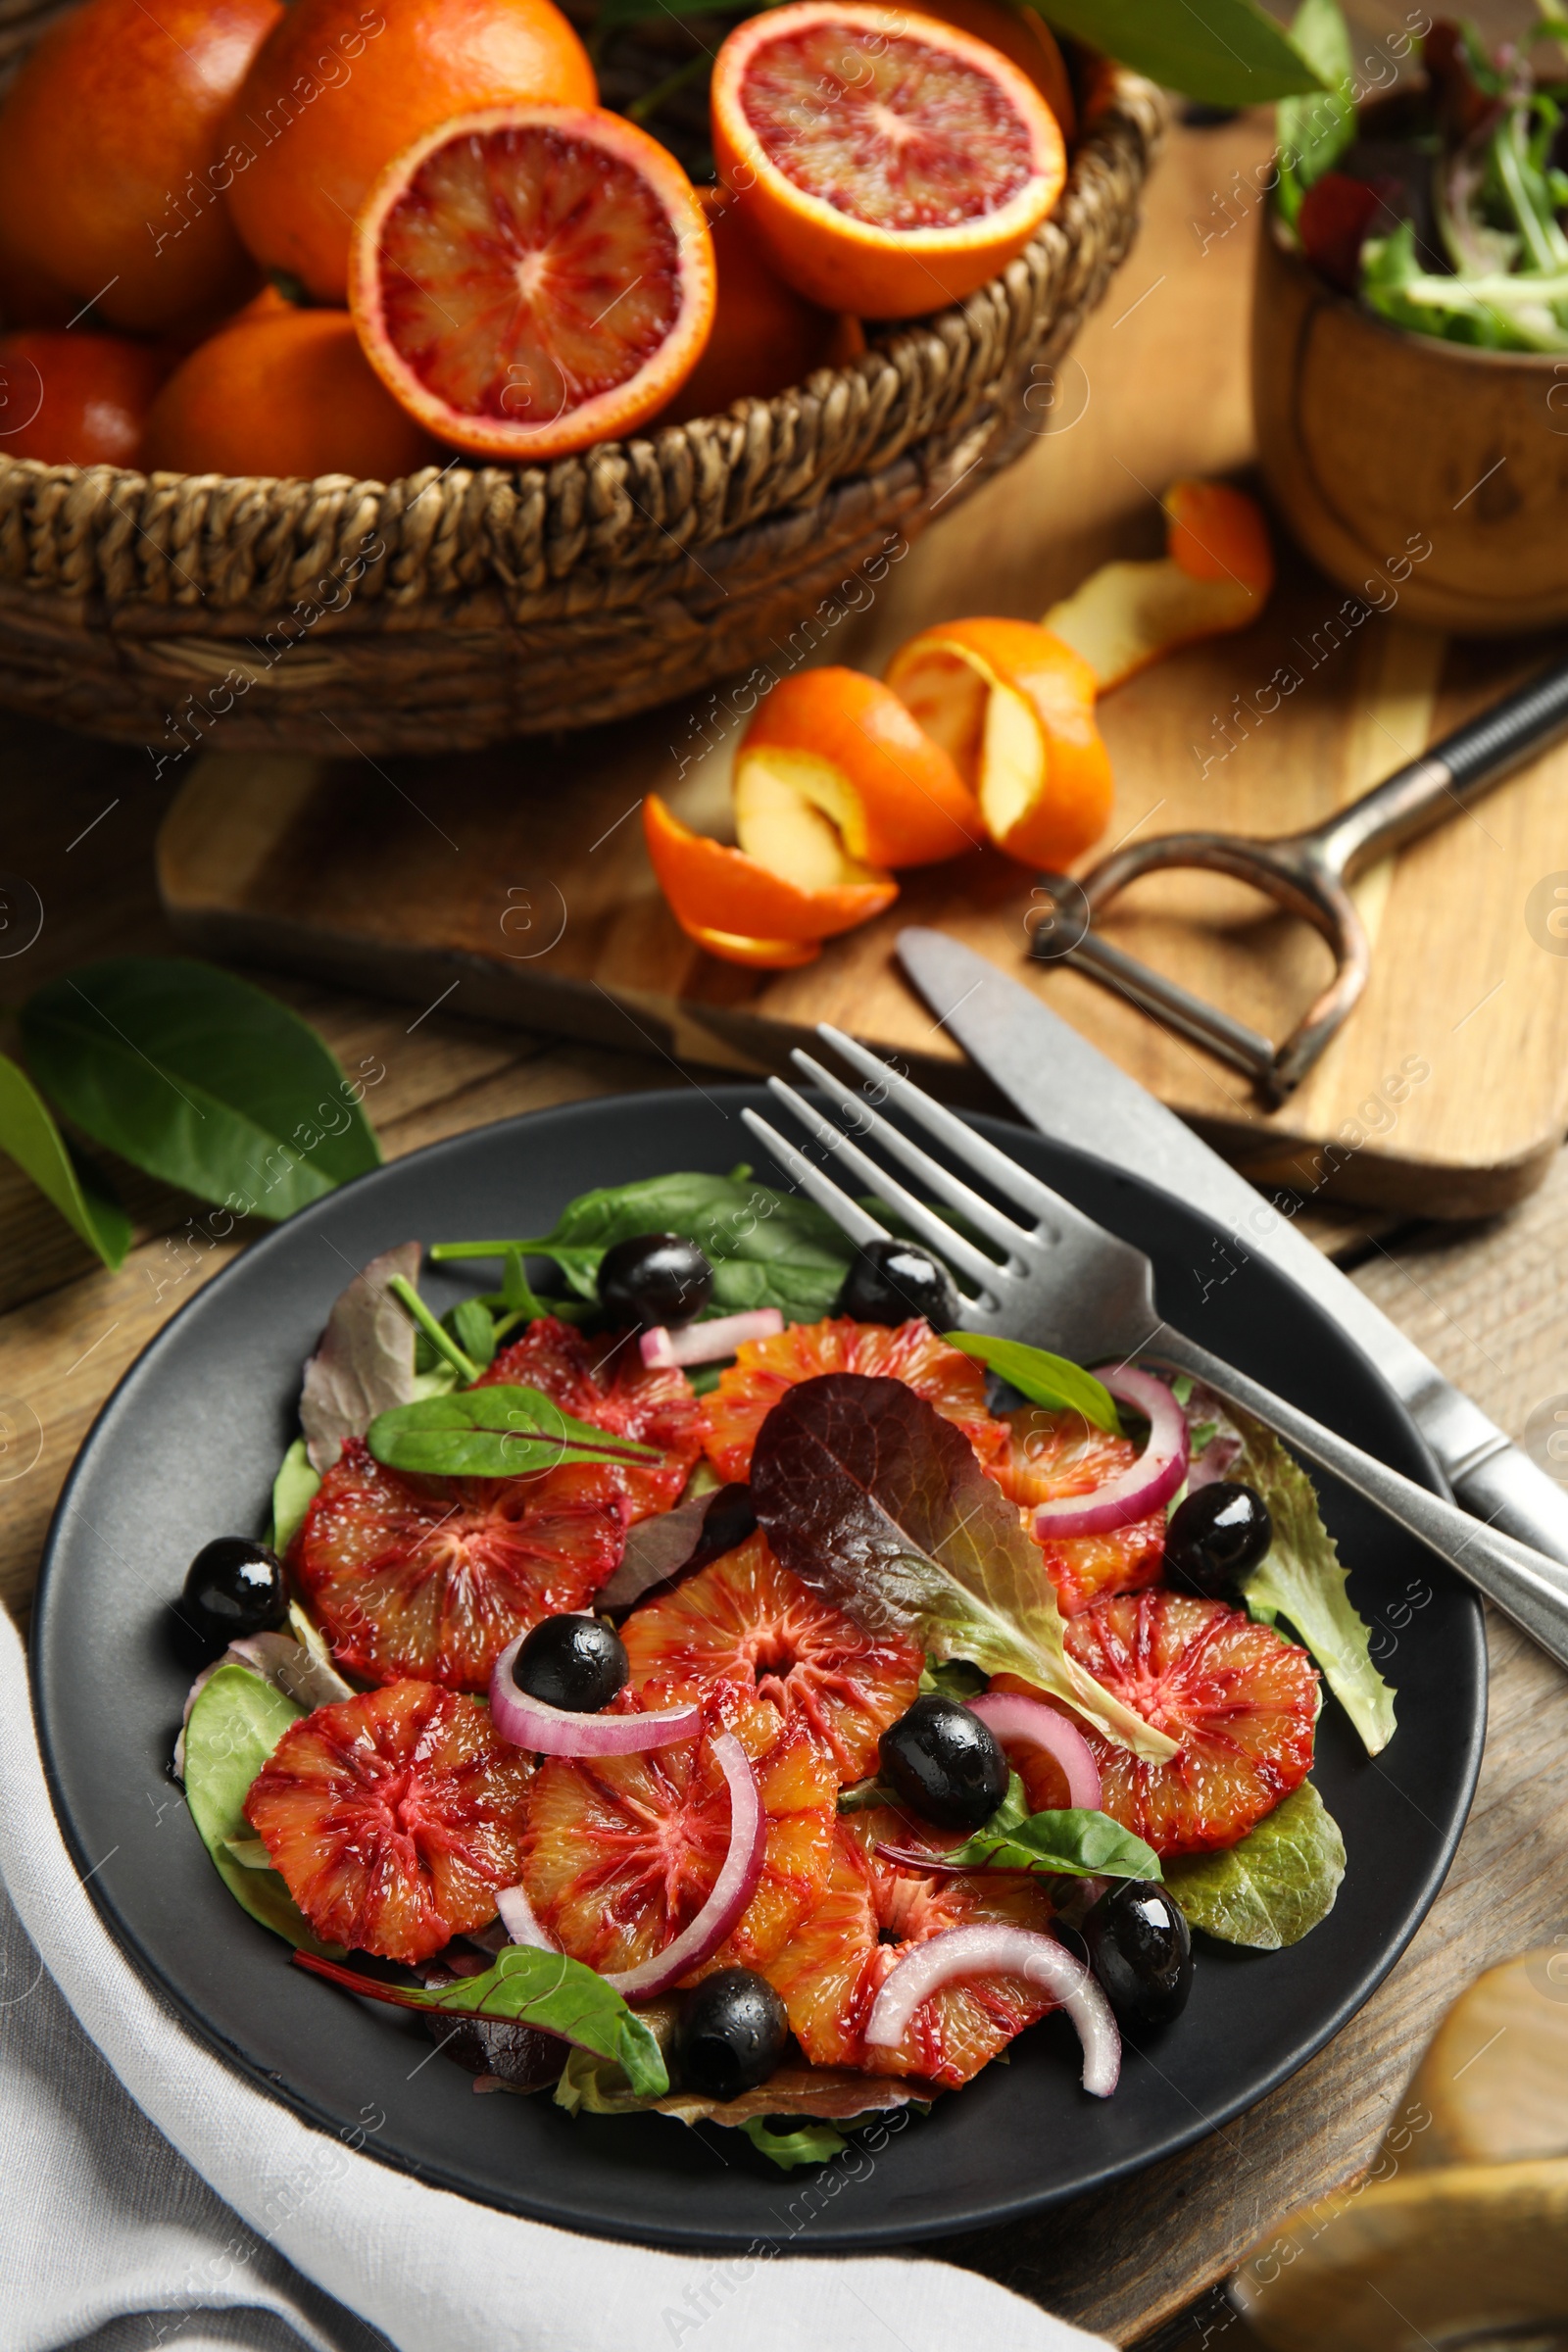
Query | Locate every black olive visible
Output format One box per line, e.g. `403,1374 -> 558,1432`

1164,1481 -> 1274,1598
598,1233 -> 713,1329
179,1537 -> 287,1651
673,1967 -> 789,2100
878,1694 -> 1008,1833
834,1237 -> 960,1330
1083,1879 -> 1193,2025
513,1614 -> 628,1713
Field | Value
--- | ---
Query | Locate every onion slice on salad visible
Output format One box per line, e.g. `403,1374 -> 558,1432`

604,1732 -> 764,1998
864,1924 -> 1121,2096
495,1884 -> 559,1951
966,1691 -> 1102,1811
1031,1365 -> 1189,1541
640,1309 -> 783,1370
490,1633 -> 703,1756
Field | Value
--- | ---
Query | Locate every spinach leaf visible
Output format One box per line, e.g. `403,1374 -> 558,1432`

739,2118 -> 850,2169
940,1804 -> 1162,1882
447,1296 -> 498,1369
0,1050 -> 130,1268
270,1438 -> 321,1553
1025,0 -> 1326,104
751,1372 -> 1177,1761
183,1663 -> 341,1955
21,958 -> 379,1220
367,1384 -> 661,1479
944,1334 -> 1120,1436
1165,1781 -> 1345,1947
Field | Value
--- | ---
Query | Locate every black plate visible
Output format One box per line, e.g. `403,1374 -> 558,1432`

31,1089 -> 1485,2251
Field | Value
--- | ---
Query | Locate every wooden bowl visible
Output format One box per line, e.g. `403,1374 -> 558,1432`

1251,212 -> 1568,635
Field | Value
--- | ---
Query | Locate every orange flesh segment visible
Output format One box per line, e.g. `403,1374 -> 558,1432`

375,120 -> 684,424
740,20 -> 1034,228
989,1405 -> 1167,1616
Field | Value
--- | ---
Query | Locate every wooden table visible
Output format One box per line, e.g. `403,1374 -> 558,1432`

8,81 -> 1568,2352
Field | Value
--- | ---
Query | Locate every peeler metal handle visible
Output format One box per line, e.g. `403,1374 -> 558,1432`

1032,651 -> 1568,1101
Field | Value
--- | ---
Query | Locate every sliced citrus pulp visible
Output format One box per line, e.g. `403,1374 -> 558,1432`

989,1404 -> 1166,1616
884,615 -> 1112,868
477,1315 -> 708,1522
916,0 -> 1076,138
710,1 -> 1066,318
243,1680 -> 533,1964
736,667 -> 982,878
763,1810 -> 1057,2086
1043,480 -> 1276,693
644,793 -> 897,961
350,106 -> 715,461
704,1314 -> 1004,1483
520,1690 -> 836,1978
1049,1591 -> 1319,1855
620,1530 -> 921,1782
293,1437 -> 624,1691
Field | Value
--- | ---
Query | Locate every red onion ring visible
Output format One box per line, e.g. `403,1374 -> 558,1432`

604,1732 -> 764,1997
1031,1366 -> 1189,1541
864,1925 -> 1121,2096
966,1691 -> 1102,1811
490,1634 -> 702,1756
640,1309 -> 783,1370
495,1885 -> 559,1951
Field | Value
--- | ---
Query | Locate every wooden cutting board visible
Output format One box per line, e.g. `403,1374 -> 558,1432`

155,113 -> 1568,1220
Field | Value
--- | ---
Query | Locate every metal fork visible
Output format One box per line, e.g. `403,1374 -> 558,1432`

743,1025 -> 1568,1675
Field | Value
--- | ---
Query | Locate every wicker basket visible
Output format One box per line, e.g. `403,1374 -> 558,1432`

0,16 -> 1164,757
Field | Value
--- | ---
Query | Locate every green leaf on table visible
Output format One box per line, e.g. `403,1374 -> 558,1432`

270,1437 -> 321,1554
1275,0 -> 1356,227
739,2118 -> 851,2169
1165,1780 -> 1345,1947
752,1372 -> 1178,1761
397,1948 -> 668,2095
183,1662 -> 342,1955
21,958 -> 380,1222
0,1050 -> 130,1268
943,1334 -> 1120,1436
1025,0 -> 1326,106
367,1383 -> 661,1479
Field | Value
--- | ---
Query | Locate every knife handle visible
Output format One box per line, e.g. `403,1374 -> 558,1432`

1454,1442 -> 1568,1573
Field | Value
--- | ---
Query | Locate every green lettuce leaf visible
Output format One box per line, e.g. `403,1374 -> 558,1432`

917,1657 -> 988,1702
942,1334 -> 1120,1437
1276,0 -> 1356,226
367,1384 -> 661,1479
739,2118 -> 850,2169
183,1663 -> 342,1955
1165,1781 -> 1346,1948
269,1437 -> 320,1554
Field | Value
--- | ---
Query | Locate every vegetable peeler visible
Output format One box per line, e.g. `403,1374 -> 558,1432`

1028,653 -> 1568,1103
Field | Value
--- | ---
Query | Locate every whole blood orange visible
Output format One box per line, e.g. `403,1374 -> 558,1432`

763,1810 -> 1057,2085
0,331 -> 171,467
710,0 -> 1066,317
0,0 -> 280,332
703,1315 -> 1004,1483
989,1404 -> 1166,1615
350,105 -> 716,461
140,303 -> 441,479
658,187 -> 849,426
243,1680 -> 534,1963
223,0 -> 596,304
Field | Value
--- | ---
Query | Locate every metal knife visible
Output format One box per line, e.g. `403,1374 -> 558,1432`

897,926 -> 1568,1566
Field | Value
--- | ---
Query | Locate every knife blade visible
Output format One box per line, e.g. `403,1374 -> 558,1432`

897,926 -> 1568,1567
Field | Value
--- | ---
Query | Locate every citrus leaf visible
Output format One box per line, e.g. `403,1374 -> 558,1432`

182,1663 -> 342,1956
0,1050 -> 130,1268
944,1333 -> 1120,1435
21,958 -> 380,1221
367,1382 -> 661,1478
1027,0 -> 1326,104
751,1372 -> 1178,1760
1165,1780 -> 1345,1947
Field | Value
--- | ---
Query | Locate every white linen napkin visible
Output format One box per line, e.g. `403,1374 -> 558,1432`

0,1606 -> 1110,2352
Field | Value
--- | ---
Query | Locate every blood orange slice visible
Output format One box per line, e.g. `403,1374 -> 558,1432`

1055,1591 -> 1320,1856
520,1692 -> 836,1978
243,1681 -> 533,1964
293,1438 -> 623,1692
478,1315 -> 709,1522
349,105 -> 716,461
704,1315 -> 1004,1484
763,1810 -> 1056,2086
710,1 -> 1066,318
989,1405 -> 1166,1616
620,1530 -> 921,1781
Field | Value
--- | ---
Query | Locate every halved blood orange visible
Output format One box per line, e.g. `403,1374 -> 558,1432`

520,1691 -> 836,1978
1054,1591 -> 1320,1855
763,1810 -> 1057,2086
989,1405 -> 1166,1615
710,1 -> 1067,318
477,1315 -> 708,1523
703,1315 -> 1004,1483
293,1438 -> 623,1692
349,105 -> 716,461
620,1530 -> 921,1782
243,1680 -> 533,1964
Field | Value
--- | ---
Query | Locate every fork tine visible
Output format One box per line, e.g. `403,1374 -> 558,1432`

815,1024 -> 1073,1232
739,1108 -> 892,1248
763,1077 -> 1004,1289
788,1047 -> 1033,1258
